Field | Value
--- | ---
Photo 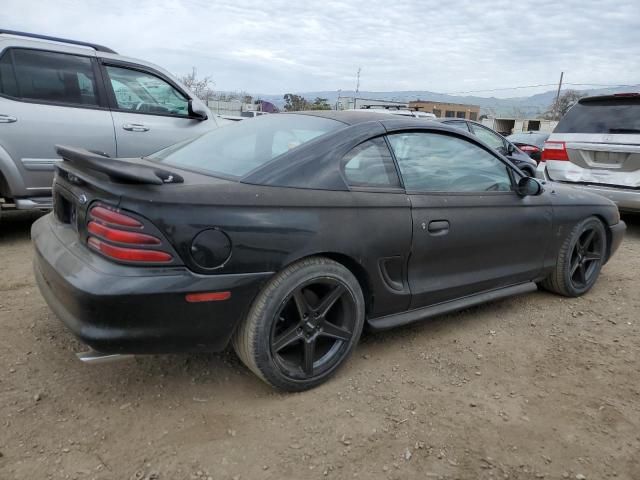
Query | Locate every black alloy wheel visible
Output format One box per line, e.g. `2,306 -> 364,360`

270,278 -> 357,379
569,226 -> 604,290
540,216 -> 607,297
233,257 -> 365,391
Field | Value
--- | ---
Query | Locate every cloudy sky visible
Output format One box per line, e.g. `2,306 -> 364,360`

2,0 -> 639,97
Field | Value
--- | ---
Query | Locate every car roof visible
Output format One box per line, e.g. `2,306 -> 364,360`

287,110 -> 430,126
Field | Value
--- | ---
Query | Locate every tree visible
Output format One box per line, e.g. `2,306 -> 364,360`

178,67 -> 215,103
283,93 -> 310,111
310,97 -> 331,110
545,90 -> 586,120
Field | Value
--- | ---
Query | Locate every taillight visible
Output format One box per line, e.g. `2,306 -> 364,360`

87,204 -> 173,264
518,145 -> 540,153
88,221 -> 161,245
90,206 -> 143,228
541,141 -> 569,162
88,237 -> 172,263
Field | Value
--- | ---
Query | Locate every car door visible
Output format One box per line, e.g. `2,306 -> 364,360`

0,47 -> 116,199
100,62 -> 213,157
386,129 -> 552,309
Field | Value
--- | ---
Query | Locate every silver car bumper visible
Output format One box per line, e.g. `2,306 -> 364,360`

536,162 -> 640,212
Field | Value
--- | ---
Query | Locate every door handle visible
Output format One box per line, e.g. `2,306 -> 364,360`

426,220 -> 450,235
0,114 -> 17,123
123,123 -> 149,132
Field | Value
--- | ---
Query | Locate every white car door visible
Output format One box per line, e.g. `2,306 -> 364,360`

101,63 -> 215,158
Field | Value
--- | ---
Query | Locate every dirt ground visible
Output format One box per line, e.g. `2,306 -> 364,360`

1,211 -> 639,480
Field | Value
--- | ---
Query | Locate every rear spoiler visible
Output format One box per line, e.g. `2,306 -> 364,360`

55,145 -> 184,185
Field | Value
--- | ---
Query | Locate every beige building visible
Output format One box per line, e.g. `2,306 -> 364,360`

408,100 -> 480,121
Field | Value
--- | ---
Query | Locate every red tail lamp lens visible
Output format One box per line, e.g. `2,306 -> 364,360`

90,206 -> 143,228
88,237 -> 172,263
185,291 -> 232,303
88,221 -> 160,245
519,145 -> 540,153
541,141 -> 569,162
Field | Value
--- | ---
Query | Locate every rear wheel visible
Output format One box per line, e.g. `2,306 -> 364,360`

233,257 -> 365,391
540,216 -> 607,297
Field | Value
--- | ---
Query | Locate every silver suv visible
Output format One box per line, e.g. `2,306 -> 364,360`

0,30 -> 220,212
537,93 -> 640,212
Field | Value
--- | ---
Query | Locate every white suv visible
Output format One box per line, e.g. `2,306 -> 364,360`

0,29 -> 221,212
537,93 -> 640,212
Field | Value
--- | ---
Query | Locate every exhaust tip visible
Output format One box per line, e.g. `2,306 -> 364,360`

76,350 -> 134,365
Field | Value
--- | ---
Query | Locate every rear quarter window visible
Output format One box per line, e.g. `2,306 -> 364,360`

151,114 -> 344,178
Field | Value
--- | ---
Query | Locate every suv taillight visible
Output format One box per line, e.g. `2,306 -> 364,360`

87,205 -> 173,264
541,141 -> 569,162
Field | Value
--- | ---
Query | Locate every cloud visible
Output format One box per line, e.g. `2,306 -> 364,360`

2,0 -> 639,96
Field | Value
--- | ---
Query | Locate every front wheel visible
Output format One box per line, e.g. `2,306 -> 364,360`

233,257 -> 365,391
539,216 -> 607,297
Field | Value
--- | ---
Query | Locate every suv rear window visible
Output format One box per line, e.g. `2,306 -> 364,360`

555,97 -> 640,134
151,114 -> 344,178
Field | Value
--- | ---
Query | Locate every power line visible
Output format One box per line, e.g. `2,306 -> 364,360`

443,82 -> 639,95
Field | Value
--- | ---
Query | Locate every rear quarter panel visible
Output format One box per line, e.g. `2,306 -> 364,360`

118,184 -> 413,317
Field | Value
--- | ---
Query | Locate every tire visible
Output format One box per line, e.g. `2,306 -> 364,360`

233,256 -> 365,391
539,216 -> 607,297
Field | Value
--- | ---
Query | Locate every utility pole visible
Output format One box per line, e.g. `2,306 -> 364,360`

353,67 -> 361,109
554,71 -> 564,119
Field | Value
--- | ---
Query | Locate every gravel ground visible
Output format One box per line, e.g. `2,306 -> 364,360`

1,211 -> 639,480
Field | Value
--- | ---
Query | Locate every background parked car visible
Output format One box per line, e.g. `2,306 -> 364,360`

435,119 -> 537,176
537,93 -> 640,213
0,29 -> 220,213
348,108 -> 437,119
506,131 -> 550,163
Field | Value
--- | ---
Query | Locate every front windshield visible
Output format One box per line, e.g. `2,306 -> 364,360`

151,114 -> 345,177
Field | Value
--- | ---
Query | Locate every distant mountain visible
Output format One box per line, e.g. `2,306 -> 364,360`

251,85 -> 640,118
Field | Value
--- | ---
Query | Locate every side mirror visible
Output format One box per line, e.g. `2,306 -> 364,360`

516,176 -> 543,197
506,142 -> 516,155
188,99 -> 208,120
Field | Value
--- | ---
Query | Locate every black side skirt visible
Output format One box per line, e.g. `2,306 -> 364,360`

367,282 -> 537,331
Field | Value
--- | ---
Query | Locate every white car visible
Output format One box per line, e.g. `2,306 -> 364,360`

537,93 -> 640,212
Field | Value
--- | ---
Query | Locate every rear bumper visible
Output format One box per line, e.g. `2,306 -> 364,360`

32,214 -> 272,354
537,162 -> 640,212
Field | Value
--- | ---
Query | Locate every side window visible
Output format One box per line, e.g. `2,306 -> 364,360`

105,66 -> 189,116
0,48 -> 99,106
387,132 -> 512,193
343,137 -> 401,188
470,124 -> 506,151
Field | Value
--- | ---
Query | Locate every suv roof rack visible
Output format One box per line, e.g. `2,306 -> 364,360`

0,29 -> 117,54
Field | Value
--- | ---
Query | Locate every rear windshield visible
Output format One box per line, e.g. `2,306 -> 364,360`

507,133 -> 548,147
555,97 -> 640,134
151,114 -> 344,177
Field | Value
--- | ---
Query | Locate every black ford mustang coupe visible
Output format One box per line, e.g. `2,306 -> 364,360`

32,111 -> 625,391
